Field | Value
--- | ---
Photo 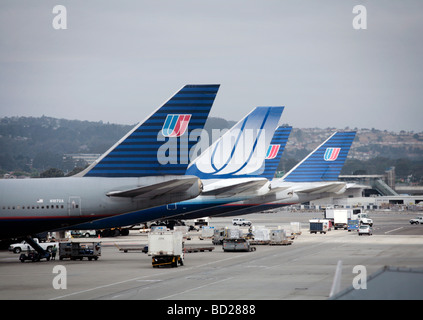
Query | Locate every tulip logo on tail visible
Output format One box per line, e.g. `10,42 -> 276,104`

265,145 -> 280,160
324,148 -> 341,161
162,114 -> 191,137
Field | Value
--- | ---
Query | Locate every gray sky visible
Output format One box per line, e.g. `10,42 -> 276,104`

1,1 -> 422,132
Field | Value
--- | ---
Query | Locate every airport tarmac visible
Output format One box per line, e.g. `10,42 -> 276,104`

1,210 -> 423,300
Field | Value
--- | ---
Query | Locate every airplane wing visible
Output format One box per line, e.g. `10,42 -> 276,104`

294,182 -> 347,194
201,178 -> 269,196
106,177 -> 200,199
345,183 -> 371,190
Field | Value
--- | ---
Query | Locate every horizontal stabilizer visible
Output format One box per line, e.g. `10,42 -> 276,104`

202,178 -> 269,196
106,176 -> 200,199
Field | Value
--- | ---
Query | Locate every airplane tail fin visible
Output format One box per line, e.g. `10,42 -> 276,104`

261,126 -> 292,180
186,106 -> 284,179
78,84 -> 220,177
282,131 -> 356,182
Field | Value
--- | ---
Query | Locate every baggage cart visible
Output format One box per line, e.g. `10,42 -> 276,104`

222,238 -> 256,252
59,242 -> 101,261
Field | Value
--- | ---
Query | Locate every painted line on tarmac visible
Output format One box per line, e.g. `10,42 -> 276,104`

158,277 -> 234,300
50,253 -> 244,300
384,227 -> 403,234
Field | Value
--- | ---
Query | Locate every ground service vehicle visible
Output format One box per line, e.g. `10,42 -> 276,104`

232,218 -> 252,226
348,220 -> 359,232
148,231 -> 184,267
325,209 -> 373,227
357,213 -> 373,226
223,238 -> 255,252
358,225 -> 373,236
59,242 -> 101,260
19,251 -> 51,262
410,216 -> 423,225
9,238 -> 55,254
309,219 -> 329,234
333,210 -> 348,230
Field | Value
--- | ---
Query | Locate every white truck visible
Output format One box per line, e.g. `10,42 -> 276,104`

326,208 -> 361,220
357,213 -> 373,226
8,238 -> 56,254
148,231 -> 184,268
325,208 -> 373,228
410,216 -> 423,225
333,210 -> 349,230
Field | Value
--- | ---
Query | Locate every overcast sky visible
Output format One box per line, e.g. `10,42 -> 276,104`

0,1 -> 422,132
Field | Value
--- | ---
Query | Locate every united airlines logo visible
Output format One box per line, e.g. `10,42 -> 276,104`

265,144 -> 281,160
162,114 -> 191,137
324,148 -> 341,161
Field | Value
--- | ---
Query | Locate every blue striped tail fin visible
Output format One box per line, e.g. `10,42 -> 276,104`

80,84 -> 220,177
261,126 -> 292,180
282,131 -> 356,182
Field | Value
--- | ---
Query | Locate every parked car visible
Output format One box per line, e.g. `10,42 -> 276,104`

71,230 -> 97,237
409,216 -> 423,225
232,218 -> 252,226
358,225 -> 373,236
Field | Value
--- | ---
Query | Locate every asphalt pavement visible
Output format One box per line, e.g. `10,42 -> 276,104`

1,210 -> 422,300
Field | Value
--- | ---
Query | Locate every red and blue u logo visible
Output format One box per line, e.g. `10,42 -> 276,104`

324,148 -> 341,161
162,114 -> 191,137
265,144 -> 281,160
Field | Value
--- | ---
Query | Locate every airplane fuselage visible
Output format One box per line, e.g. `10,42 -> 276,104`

0,176 -> 200,239
65,178 -> 268,230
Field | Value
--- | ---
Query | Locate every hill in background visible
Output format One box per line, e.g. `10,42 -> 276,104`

1,116 -> 422,183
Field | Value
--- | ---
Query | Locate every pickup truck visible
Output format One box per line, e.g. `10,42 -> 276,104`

409,216 -> 423,225
8,238 -> 56,254
357,213 -> 373,226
